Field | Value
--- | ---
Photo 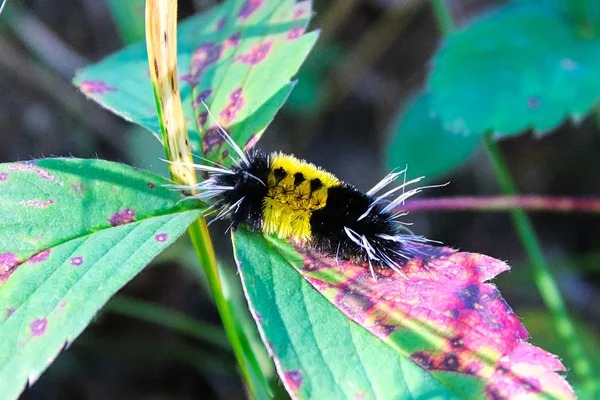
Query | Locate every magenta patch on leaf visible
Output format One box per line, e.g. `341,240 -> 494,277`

109,208 -> 136,226
293,8 -> 306,19
0,252 -> 21,282
226,32 -> 242,47
180,73 -> 196,86
6,308 -> 15,317
216,17 -> 227,30
411,352 -> 435,370
235,42 -> 272,65
283,370 -> 303,392
239,0 -> 262,20
191,42 -> 222,79
70,256 -> 83,267
192,89 -> 213,109
527,96 -> 541,109
79,80 -> 117,95
287,27 -> 305,40
220,88 -> 244,124
30,318 -> 48,337
0,172 -> 7,181
147,182 -> 156,189
8,161 -> 61,184
19,199 -> 55,208
202,127 -> 226,154
244,134 -> 261,151
28,249 -> 50,264
294,245 -> 575,400
155,233 -> 168,242
197,111 -> 209,128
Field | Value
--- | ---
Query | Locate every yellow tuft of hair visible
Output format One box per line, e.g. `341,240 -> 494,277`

263,153 -> 340,241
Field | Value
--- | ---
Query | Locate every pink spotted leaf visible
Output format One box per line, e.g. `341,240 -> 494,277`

0,159 -> 204,400
233,227 -> 575,400
74,0 -> 317,166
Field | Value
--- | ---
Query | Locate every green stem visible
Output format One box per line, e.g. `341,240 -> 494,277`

104,295 -> 230,350
430,0 -> 597,394
429,0 -> 455,35
144,1 -> 270,396
187,220 -> 271,399
484,135 -> 597,397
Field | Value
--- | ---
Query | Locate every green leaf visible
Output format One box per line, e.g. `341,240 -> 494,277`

233,228 -> 467,400
0,158 -> 202,399
105,0 -> 146,44
429,0 -> 600,137
386,91 -> 481,182
233,227 -> 575,399
285,43 -> 345,116
74,0 -> 318,160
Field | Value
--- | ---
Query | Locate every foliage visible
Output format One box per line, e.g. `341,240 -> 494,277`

74,0 -> 317,165
234,227 -> 574,399
386,91 -> 481,182
0,159 -> 202,399
389,0 -> 600,174
0,0 -> 589,398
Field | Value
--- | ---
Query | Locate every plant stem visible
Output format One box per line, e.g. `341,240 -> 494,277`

144,1 -> 269,397
429,0 -> 455,35
187,220 -> 271,398
484,135 -> 597,397
402,195 -> 600,213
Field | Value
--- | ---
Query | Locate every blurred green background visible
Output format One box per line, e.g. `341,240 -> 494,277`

1,0 -> 600,399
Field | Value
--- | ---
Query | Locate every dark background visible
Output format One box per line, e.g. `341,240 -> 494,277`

1,0 -> 599,398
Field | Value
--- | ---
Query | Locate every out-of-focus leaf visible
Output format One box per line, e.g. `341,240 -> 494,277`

285,43 -> 345,116
429,0 -> 600,137
233,227 -> 464,400
553,0 -> 600,35
233,227 -> 575,399
127,126 -> 170,177
74,0 -> 318,163
0,159 -> 202,400
386,91 -> 481,182
105,0 -> 146,43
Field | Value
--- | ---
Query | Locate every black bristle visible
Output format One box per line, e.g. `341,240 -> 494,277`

212,149 -> 270,230
310,184 -> 403,265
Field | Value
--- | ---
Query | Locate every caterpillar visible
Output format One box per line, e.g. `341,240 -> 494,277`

175,117 -> 440,279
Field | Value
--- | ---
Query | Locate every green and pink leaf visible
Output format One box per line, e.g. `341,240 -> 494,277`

234,227 -> 575,399
74,0 -> 317,164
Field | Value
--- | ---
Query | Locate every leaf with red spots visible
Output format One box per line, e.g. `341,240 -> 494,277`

233,227 -> 575,400
74,0 -> 317,164
0,159 -> 203,400
429,0 -> 600,137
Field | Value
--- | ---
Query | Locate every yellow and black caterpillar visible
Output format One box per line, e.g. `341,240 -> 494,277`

185,128 -> 437,278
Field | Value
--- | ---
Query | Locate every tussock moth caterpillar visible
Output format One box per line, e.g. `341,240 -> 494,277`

171,110 -> 441,279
